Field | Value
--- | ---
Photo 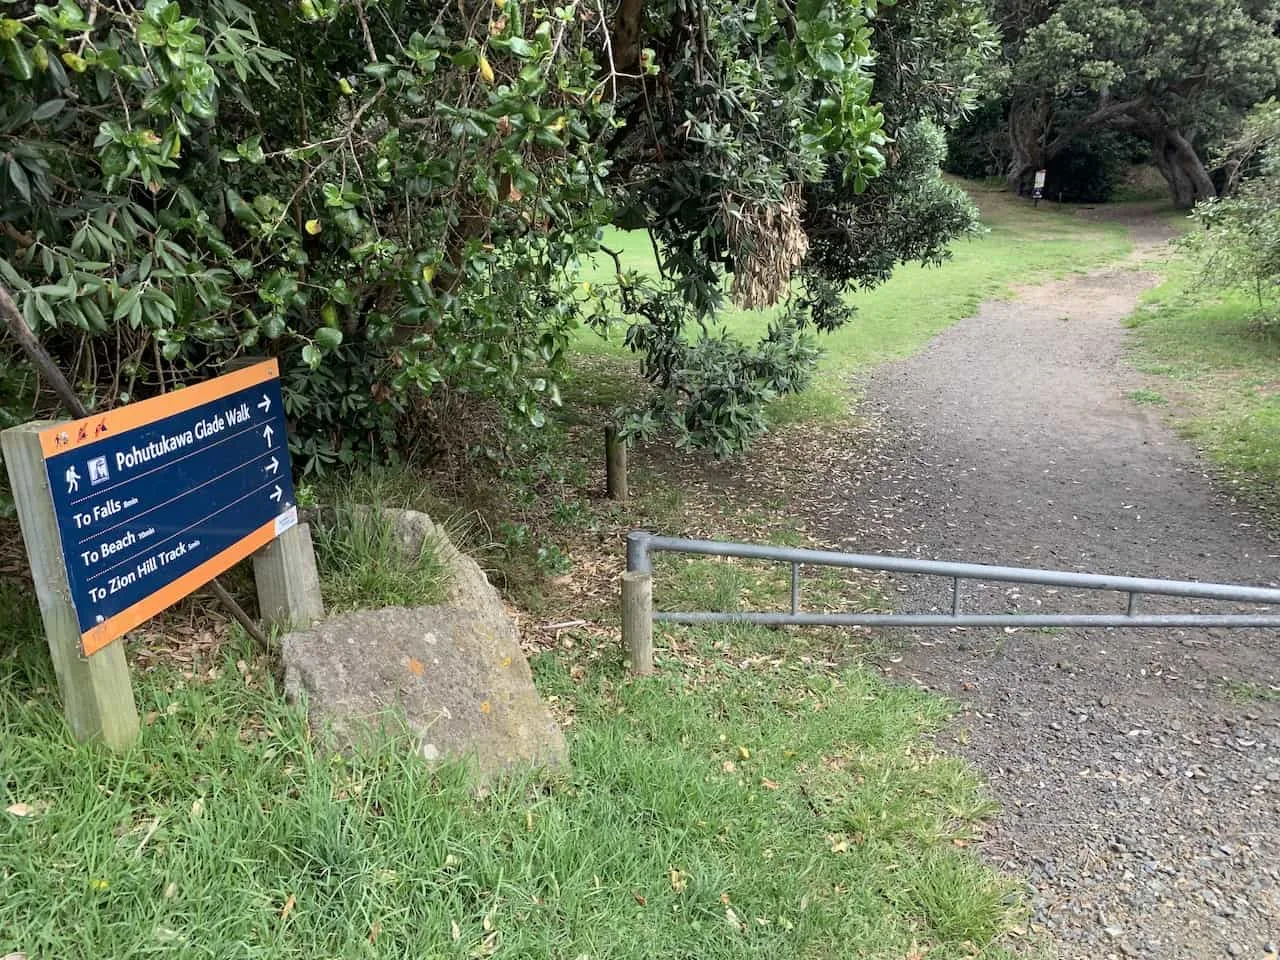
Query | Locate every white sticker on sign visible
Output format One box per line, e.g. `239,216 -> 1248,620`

275,506 -> 298,536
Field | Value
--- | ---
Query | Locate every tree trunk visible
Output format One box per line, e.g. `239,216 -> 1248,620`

1148,128 -> 1216,209
1007,143 -> 1038,195
1006,100 -> 1049,195
611,0 -> 645,73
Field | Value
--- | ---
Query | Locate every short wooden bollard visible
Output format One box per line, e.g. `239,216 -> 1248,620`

605,425 -> 628,501
621,569 -> 653,674
253,522 -> 324,632
2,423 -> 140,749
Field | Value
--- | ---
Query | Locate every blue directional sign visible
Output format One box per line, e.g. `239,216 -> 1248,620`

39,360 -> 297,655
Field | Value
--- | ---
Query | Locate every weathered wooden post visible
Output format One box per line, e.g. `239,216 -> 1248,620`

621,571 -> 653,674
605,425 -> 628,501
621,531 -> 653,674
253,522 -> 324,631
2,424 -> 139,749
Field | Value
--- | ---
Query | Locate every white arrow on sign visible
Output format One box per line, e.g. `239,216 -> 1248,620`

258,395 -> 271,414
266,456 -> 280,476
270,485 -> 282,503
262,424 -> 274,446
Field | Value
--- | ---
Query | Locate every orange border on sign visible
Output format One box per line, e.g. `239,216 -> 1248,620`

35,358 -> 286,655
39,359 -> 280,459
80,515 -> 284,656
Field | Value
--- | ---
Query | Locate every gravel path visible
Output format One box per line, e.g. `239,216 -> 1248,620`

831,211 -> 1280,959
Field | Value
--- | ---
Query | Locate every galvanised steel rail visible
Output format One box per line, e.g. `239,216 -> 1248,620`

618,530 -> 1280,673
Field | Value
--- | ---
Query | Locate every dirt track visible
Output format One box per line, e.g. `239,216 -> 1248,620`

835,210 -> 1280,959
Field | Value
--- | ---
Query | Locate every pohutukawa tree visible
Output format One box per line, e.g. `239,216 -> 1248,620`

0,0 -> 998,469
995,0 -> 1280,207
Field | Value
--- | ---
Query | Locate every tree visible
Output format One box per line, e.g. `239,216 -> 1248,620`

1,0 -> 623,473
608,0 -> 1000,453
1182,99 -> 1280,327
997,0 -> 1280,207
0,0 -> 998,470
799,0 -> 1000,322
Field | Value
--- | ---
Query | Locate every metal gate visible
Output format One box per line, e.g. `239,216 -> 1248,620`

619,530 -> 1280,673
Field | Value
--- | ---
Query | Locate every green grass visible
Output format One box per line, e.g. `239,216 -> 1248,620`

574,183 -> 1134,424
1126,388 -> 1169,406
1217,677 -> 1280,705
312,505 -> 452,613
1111,174 -> 1172,205
1126,258 -> 1280,520
0,581 -> 1022,959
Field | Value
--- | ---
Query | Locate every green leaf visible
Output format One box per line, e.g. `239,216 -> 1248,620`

314,327 -> 343,349
812,48 -> 844,74
506,37 -> 534,59
112,288 -> 140,322
31,99 -> 67,121
0,257 -> 27,290
0,37 -> 33,81
6,161 -> 31,203
302,343 -> 322,369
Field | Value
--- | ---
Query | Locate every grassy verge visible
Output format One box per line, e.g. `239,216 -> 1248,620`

1125,257 -> 1280,522
311,503 -> 452,613
1,577 -> 1022,959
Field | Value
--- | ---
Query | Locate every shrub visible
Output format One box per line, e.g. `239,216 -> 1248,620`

1,0 -> 994,468
1183,100 -> 1280,328
0,0 -> 614,475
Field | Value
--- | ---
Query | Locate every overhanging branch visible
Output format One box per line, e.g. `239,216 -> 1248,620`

1042,96 -> 1152,158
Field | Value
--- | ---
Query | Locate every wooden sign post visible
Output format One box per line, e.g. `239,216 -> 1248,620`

2,360 -> 322,749
3,424 -> 139,748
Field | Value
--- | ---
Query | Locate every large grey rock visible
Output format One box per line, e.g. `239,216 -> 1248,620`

283,508 -> 567,777
282,605 -> 567,777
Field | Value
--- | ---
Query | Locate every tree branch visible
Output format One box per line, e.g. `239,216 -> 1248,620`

611,0 -> 644,74
1,282 -> 88,417
352,0 -> 378,62
1042,96 -> 1151,159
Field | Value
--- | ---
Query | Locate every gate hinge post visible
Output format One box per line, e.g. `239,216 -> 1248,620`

626,530 -> 653,574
